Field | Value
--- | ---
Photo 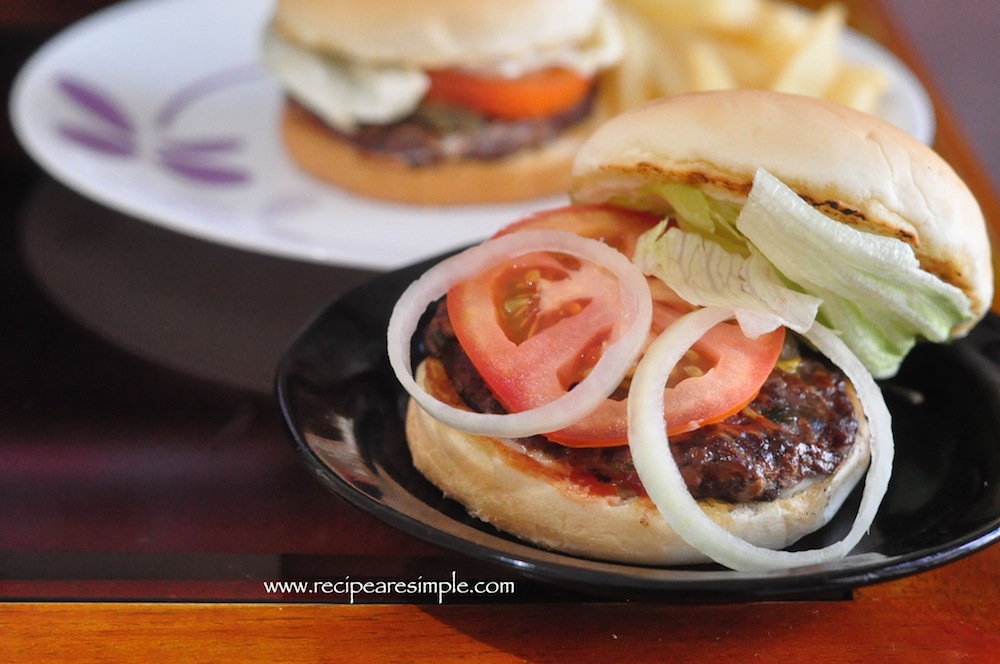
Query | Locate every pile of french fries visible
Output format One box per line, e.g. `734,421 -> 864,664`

606,0 -> 888,115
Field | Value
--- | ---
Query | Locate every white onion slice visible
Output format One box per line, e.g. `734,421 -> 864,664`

387,229 -> 653,439
627,306 -> 894,571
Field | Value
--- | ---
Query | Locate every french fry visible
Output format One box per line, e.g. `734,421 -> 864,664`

686,38 -> 737,91
827,64 -> 889,114
769,3 -> 847,97
648,30 -> 694,97
752,1 -> 813,48
606,8 -> 661,112
701,34 -> 774,89
617,0 -> 760,31
607,0 -> 888,115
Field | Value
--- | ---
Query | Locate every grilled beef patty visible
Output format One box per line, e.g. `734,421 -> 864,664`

422,298 -> 860,503
299,85 -> 597,167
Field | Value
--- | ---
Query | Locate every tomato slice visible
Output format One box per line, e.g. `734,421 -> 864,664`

424,67 -> 592,120
551,279 -> 785,446
447,205 -> 785,447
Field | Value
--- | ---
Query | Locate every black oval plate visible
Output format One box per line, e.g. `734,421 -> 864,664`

276,254 -> 1000,600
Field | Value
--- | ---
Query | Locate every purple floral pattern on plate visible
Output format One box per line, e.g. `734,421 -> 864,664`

54,63 -> 264,185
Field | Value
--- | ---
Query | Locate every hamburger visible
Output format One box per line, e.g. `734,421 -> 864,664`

262,0 -> 624,205
387,90 -> 993,570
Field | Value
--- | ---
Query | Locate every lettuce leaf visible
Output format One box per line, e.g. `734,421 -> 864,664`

632,170 -> 973,378
736,169 -> 972,377
634,220 -> 821,338
641,182 -> 746,255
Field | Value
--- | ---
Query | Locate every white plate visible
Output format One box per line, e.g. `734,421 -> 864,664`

9,0 -> 935,270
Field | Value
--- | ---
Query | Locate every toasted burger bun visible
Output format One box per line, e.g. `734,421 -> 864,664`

406,359 -> 871,566
281,101 -> 605,205
271,0 -> 606,68
571,90 -> 993,328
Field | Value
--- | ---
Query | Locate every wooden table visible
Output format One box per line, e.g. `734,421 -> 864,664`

2,1 -> 999,660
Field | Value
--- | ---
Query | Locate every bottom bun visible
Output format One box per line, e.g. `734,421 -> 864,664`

406,358 -> 872,566
280,101 -> 601,205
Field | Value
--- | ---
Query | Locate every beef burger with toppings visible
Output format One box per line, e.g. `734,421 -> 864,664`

263,0 -> 623,204
388,90 -> 992,569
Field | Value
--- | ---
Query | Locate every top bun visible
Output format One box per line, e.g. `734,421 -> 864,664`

271,0 -> 605,68
571,90 -> 993,328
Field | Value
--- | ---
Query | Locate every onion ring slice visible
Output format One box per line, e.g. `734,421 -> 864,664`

388,229 -> 653,439
627,306 -> 893,571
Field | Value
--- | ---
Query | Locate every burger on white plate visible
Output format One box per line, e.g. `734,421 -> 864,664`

386,90 -> 993,571
262,0 -> 624,205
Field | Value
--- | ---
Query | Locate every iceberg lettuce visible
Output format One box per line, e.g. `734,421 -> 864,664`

634,220 -> 821,338
632,169 -> 974,377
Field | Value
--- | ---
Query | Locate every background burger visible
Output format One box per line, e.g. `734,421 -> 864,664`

262,0 -> 624,205
388,90 -> 992,570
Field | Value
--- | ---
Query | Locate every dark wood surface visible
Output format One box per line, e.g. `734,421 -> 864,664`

1,0 -> 999,660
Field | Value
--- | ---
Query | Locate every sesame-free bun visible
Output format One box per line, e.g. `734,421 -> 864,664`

271,0 -> 605,68
571,90 -> 993,328
281,101 -> 603,205
406,359 -> 871,566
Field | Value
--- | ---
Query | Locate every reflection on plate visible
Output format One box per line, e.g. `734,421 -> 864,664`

11,0 -> 935,271
276,256 -> 1000,599
19,178 -> 376,394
